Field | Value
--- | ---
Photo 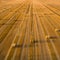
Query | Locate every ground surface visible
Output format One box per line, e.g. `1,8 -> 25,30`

0,0 -> 60,60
